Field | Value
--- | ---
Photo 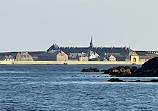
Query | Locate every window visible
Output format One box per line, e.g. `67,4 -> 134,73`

133,58 -> 136,62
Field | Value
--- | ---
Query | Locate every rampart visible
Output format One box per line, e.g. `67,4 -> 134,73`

0,61 -> 145,65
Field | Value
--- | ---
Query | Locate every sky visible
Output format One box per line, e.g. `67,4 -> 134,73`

0,0 -> 158,52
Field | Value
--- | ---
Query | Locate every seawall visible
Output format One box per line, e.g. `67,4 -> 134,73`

0,61 -> 145,65
0,61 -> 13,65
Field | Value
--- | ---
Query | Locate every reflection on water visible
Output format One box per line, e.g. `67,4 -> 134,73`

0,65 -> 158,111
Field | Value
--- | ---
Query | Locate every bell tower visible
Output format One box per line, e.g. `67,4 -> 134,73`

90,36 -> 94,48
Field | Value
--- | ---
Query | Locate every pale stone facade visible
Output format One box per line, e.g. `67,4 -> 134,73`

87,50 -> 100,59
37,50 -> 68,61
78,56 -> 89,61
68,52 -> 88,61
4,55 -> 14,61
16,52 -> 33,61
109,55 -> 116,61
56,50 -> 68,61
130,53 -> 139,64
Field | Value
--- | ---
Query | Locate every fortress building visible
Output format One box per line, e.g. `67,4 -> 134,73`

37,50 -> 68,61
0,37 -> 158,63
47,38 -> 133,61
16,52 -> 33,61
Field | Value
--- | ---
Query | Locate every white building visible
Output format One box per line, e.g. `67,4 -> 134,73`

87,50 -> 100,59
109,55 -> 116,61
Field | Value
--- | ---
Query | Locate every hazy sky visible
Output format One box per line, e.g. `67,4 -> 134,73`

0,0 -> 158,52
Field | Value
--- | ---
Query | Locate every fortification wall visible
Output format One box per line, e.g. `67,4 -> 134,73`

0,61 -> 13,64
67,61 -> 132,65
13,61 -> 65,65
0,61 -> 145,65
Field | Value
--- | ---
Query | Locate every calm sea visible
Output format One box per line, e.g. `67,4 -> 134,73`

0,65 -> 158,111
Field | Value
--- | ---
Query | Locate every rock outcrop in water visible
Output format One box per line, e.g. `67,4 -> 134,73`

102,66 -> 138,75
108,78 -> 158,82
103,57 -> 158,77
82,67 -> 99,72
107,78 -> 125,82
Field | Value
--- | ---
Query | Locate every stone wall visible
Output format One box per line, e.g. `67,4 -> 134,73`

0,60 -> 145,65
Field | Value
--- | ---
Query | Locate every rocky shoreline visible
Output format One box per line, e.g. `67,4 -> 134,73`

108,78 -> 158,82
82,57 -> 158,77
103,57 -> 158,77
81,67 -> 100,72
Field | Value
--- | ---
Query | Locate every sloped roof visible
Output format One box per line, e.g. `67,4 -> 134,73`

109,55 -> 116,59
37,52 -> 59,61
47,44 -> 60,52
47,44 -> 132,57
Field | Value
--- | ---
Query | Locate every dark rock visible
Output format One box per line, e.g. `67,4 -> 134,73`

98,97 -> 104,99
102,66 -> 135,75
150,79 -> 158,82
101,69 -> 110,74
103,57 -> 158,77
108,78 -> 125,82
141,57 -> 158,70
130,79 -> 158,82
86,94 -> 91,96
83,57 -> 158,77
82,67 -> 99,72
108,79 -> 158,82
133,80 -> 141,82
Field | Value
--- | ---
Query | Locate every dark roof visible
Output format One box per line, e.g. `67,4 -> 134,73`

47,45 -> 133,57
47,44 -> 60,52
99,55 -> 126,61
37,51 -> 59,61
135,51 -> 148,56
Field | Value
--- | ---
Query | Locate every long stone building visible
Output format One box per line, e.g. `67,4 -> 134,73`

0,37 -> 158,63
47,38 -> 133,61
37,50 -> 68,61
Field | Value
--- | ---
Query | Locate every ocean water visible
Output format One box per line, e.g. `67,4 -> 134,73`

0,65 -> 158,111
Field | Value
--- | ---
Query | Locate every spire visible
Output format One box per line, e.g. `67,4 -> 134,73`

90,36 -> 93,48
91,36 -> 92,43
